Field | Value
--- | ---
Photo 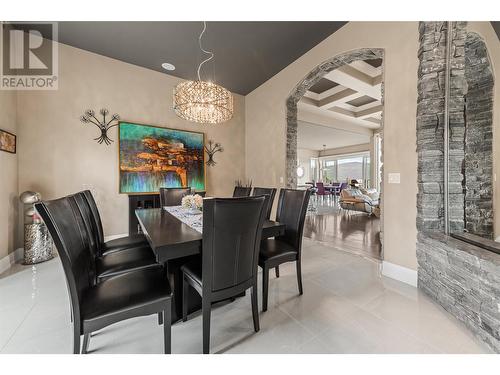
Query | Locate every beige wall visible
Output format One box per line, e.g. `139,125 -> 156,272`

297,148 -> 318,185
16,43 -> 246,239
0,91 -> 18,259
246,22 -> 419,270
467,22 -> 500,240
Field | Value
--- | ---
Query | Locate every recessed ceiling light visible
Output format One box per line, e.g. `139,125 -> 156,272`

161,62 -> 175,71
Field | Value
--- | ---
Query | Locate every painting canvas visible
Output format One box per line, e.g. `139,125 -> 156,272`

0,129 -> 16,154
119,122 -> 205,194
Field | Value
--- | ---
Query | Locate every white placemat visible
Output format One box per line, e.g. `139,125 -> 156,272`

164,206 -> 203,233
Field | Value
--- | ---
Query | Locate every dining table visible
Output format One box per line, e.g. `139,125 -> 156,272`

135,206 -> 286,323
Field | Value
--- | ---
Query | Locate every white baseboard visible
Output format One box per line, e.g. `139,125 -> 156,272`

0,248 -> 24,274
382,260 -> 417,287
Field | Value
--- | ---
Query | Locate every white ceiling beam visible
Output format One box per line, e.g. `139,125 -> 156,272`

297,106 -> 374,135
318,88 -> 362,109
354,105 -> 383,119
303,91 -> 320,101
316,84 -> 345,101
364,117 -> 381,125
300,96 -> 319,107
349,60 -> 382,78
324,65 -> 381,100
298,101 -> 380,130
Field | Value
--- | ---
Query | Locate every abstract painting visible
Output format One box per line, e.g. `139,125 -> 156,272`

0,129 -> 16,154
119,122 -> 205,194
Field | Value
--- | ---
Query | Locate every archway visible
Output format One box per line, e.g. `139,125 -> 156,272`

285,48 -> 385,188
286,48 -> 385,259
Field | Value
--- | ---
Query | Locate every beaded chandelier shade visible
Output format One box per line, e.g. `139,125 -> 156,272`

173,80 -> 233,124
173,22 -> 234,124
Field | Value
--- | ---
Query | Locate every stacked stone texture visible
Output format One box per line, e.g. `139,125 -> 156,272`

417,22 -> 498,352
464,33 -> 494,238
416,21 -> 466,233
417,232 -> 500,352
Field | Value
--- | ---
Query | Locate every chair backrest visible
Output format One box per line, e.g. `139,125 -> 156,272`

82,190 -> 105,246
202,197 -> 266,294
275,189 -> 312,251
71,192 -> 101,259
232,186 -> 252,197
159,187 -> 191,206
315,182 -> 325,194
35,197 -> 94,321
251,187 -> 277,220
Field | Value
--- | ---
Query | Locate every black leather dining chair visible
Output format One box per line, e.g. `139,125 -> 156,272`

36,197 -> 172,354
251,187 -> 277,220
259,189 -> 311,311
251,187 -> 279,277
82,190 -> 148,255
159,187 -> 192,206
233,186 -> 252,197
71,193 -> 159,283
180,196 -> 267,354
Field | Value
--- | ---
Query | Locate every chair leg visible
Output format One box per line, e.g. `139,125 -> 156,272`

158,312 -> 163,325
81,333 -> 90,354
202,300 -> 211,354
251,285 -> 260,332
275,266 -> 280,278
73,320 -> 80,354
296,260 -> 303,295
262,266 -> 269,312
163,302 -> 172,354
182,275 -> 188,322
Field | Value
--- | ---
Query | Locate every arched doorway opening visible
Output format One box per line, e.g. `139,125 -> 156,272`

286,48 -> 385,260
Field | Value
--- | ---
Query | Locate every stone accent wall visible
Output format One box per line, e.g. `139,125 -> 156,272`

417,232 -> 500,352
416,22 -> 498,352
464,33 -> 494,238
285,48 -> 384,188
416,21 -> 467,233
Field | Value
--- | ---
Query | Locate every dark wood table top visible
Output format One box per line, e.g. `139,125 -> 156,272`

135,208 -> 285,263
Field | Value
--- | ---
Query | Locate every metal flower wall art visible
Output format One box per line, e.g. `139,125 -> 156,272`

80,108 -> 120,145
204,140 -> 223,166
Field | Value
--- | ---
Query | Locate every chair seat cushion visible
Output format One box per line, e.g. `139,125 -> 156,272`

81,267 -> 171,332
181,257 -> 202,286
259,239 -> 298,266
96,246 -> 157,281
102,234 -> 148,254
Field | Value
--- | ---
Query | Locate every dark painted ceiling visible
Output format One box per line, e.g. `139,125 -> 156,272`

491,22 -> 500,41
53,22 -> 347,95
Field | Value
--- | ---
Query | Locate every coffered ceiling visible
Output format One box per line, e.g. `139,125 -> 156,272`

298,58 -> 383,130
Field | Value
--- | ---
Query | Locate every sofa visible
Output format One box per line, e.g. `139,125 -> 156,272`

339,187 -> 379,215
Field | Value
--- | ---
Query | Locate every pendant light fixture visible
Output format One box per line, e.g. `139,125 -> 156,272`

173,22 -> 233,124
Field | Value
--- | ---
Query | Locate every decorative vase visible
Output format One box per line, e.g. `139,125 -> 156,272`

186,208 -> 202,215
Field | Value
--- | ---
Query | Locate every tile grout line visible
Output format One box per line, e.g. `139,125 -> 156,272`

359,290 -> 445,353
0,301 -> 37,353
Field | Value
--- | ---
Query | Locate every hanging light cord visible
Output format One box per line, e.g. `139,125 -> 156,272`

197,21 -> 214,81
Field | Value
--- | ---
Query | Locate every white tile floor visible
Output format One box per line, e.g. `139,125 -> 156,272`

0,238 -> 492,354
